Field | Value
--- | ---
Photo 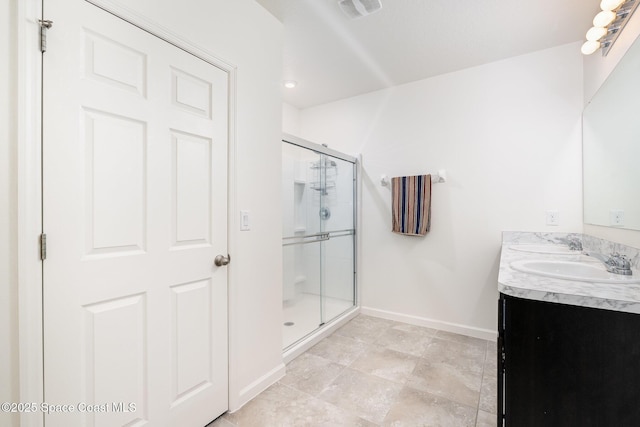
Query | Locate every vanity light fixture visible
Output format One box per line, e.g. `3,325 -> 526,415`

581,0 -> 640,56
586,26 -> 608,41
601,0 -> 626,10
593,10 -> 617,27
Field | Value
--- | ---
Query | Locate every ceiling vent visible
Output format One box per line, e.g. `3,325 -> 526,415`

338,0 -> 382,19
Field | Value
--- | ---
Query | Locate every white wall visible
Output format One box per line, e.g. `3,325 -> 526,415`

583,10 -> 640,248
283,102 -> 301,135
3,0 -> 283,416
297,42 -> 584,337
0,1 -> 18,426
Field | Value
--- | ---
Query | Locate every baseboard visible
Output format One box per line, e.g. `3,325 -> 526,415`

230,362 -> 286,412
360,306 -> 497,341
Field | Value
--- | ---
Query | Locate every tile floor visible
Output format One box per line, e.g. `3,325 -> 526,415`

209,315 -> 497,427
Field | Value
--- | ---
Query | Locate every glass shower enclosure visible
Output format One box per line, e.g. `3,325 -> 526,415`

282,135 -> 356,350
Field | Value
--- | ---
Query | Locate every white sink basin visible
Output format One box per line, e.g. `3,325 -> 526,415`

509,244 -> 577,255
510,260 -> 640,283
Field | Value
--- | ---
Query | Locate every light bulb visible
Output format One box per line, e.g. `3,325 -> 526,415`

586,26 -> 608,41
600,0 -> 625,11
593,10 -> 616,27
581,40 -> 601,55
283,80 -> 298,89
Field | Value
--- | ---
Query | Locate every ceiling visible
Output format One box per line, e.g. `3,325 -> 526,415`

255,0 -> 600,109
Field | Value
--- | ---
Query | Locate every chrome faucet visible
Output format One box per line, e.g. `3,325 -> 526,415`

583,251 -> 633,275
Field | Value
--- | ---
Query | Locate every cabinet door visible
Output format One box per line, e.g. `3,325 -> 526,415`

500,294 -> 640,427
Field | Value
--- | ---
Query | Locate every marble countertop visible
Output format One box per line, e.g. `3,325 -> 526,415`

499,232 -> 640,314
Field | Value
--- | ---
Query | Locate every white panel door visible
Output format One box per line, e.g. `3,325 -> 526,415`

42,1 -> 229,425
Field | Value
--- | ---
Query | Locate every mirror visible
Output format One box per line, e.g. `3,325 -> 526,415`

583,33 -> 640,230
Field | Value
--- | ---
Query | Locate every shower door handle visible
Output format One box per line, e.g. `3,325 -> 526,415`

282,232 -> 331,247
214,254 -> 231,267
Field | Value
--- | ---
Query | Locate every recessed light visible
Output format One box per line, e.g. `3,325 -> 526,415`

283,80 -> 297,89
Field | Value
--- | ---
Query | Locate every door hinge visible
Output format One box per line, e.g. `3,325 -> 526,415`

40,233 -> 47,260
38,19 -> 53,53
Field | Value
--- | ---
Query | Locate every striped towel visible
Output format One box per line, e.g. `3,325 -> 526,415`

391,175 -> 431,236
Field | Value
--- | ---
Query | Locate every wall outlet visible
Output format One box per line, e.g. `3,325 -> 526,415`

610,209 -> 624,227
546,210 -> 560,226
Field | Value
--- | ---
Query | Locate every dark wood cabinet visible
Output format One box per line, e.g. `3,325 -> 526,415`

497,293 -> 640,427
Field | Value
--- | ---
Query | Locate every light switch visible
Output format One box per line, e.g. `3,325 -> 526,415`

240,210 -> 250,231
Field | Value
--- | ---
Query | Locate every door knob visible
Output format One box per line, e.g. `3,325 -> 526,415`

214,254 -> 230,267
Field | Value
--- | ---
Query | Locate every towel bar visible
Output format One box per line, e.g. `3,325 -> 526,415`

380,170 -> 446,187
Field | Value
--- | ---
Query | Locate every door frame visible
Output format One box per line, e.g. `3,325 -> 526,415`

16,1 -> 237,425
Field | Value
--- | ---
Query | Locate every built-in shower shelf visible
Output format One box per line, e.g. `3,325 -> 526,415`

294,179 -> 306,185
294,227 -> 306,233
310,163 -> 337,170
310,181 -> 336,191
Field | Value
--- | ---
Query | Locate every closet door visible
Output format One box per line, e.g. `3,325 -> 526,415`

42,1 -> 229,425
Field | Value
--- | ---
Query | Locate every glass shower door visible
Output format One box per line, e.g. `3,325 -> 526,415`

318,155 -> 355,326
282,142 -> 323,348
282,139 -> 356,349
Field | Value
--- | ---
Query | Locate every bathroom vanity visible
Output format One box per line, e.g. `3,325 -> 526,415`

497,232 -> 640,427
